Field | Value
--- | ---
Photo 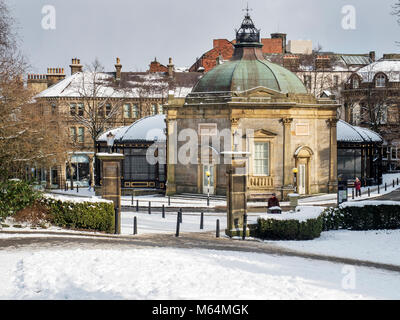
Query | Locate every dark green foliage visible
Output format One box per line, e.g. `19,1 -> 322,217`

321,205 -> 400,231
40,198 -> 115,233
0,179 -> 41,218
256,216 -> 323,240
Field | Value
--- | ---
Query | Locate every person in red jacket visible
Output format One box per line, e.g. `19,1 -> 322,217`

268,193 -> 281,213
355,177 -> 361,197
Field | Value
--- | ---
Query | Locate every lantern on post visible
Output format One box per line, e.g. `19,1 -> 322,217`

206,170 -> 211,206
292,167 -> 298,193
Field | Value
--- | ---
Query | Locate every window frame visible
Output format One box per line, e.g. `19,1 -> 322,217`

253,141 -> 270,176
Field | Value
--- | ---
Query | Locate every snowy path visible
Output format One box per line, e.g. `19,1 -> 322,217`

1,247 -> 400,299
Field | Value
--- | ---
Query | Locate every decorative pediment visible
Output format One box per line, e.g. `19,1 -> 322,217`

237,86 -> 286,99
244,128 -> 278,138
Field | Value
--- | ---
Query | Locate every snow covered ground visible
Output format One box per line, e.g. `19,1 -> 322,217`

0,247 -> 399,300
270,229 -> 400,267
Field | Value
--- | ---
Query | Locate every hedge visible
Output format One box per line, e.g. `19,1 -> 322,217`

40,197 -> 115,233
256,216 -> 323,240
321,204 -> 400,231
0,179 -> 41,219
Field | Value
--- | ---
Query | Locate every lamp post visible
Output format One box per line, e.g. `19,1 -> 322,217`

292,167 -> 298,193
206,170 -> 211,206
106,132 -> 115,154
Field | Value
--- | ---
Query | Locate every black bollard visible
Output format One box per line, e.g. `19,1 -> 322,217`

133,216 -> 137,235
175,213 -> 180,237
368,188 -> 370,197
216,219 -> 220,238
242,214 -> 248,241
168,196 -> 171,206
385,183 -> 387,191
136,199 -> 139,212
114,207 -> 119,235
131,193 -> 134,206
179,208 -> 183,223
397,178 -> 399,186
207,196 -> 210,207
76,184 -> 79,193
148,202 -> 151,215
352,189 -> 355,199
378,184 -> 380,194
162,205 -> 165,219
200,212 -> 204,230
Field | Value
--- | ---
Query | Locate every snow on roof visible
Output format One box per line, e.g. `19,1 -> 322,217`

337,120 -> 382,143
97,115 -> 166,143
356,59 -> 400,82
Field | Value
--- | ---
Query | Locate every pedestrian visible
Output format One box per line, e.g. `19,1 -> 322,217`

88,177 -> 93,192
268,193 -> 281,214
355,177 -> 361,197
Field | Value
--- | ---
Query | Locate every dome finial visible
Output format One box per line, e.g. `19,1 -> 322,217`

236,5 -> 260,44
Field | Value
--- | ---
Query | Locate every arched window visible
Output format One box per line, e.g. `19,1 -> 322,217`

375,74 -> 386,88
352,77 -> 359,89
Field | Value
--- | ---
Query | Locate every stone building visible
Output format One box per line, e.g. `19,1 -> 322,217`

343,54 -> 400,171
31,58 -> 201,188
166,13 -> 340,200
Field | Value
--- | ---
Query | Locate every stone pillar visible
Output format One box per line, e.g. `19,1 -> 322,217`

166,118 -> 177,195
96,153 -> 124,234
225,152 -> 250,237
281,118 -> 294,199
327,119 -> 338,193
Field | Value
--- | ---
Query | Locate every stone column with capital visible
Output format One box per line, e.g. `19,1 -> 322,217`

96,153 -> 124,234
281,118 -> 294,200
327,118 -> 338,193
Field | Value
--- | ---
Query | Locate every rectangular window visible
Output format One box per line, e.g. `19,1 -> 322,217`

123,104 -> 131,118
158,104 -> 164,114
51,103 -> 57,115
70,103 -> 76,116
77,103 -> 84,116
78,127 -> 85,143
254,142 -> 270,175
70,127 -> 77,142
106,104 -> 111,116
132,105 -> 139,118
151,104 -> 157,116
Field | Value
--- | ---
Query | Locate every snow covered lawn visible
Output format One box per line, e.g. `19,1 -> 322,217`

1,248 -> 399,300
270,229 -> 400,266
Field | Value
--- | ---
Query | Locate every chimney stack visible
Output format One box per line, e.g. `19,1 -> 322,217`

168,57 -> 174,78
369,51 -> 376,62
115,57 -> 122,81
70,58 -> 83,75
271,33 -> 287,54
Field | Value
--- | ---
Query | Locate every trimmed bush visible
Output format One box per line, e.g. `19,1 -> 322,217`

256,216 -> 323,240
40,197 -> 115,233
0,180 -> 41,219
321,204 -> 400,231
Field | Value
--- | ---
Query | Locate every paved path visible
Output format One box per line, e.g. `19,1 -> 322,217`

375,188 -> 400,201
1,230 -> 400,274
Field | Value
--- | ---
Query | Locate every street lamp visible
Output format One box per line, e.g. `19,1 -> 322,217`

292,167 -> 298,193
106,132 -> 115,154
206,170 -> 211,206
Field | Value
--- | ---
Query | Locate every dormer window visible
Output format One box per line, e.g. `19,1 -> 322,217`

353,77 -> 359,89
375,74 -> 386,88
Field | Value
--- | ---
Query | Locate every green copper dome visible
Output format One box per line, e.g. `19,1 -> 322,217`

192,12 -> 307,95
192,58 -> 308,94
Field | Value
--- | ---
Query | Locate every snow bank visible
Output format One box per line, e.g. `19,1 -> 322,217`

44,193 -> 112,204
340,201 -> 400,208
259,206 -> 325,222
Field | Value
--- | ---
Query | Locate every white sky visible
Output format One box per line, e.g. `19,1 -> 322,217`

7,0 -> 400,74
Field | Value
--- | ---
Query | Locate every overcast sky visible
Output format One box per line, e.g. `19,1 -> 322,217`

7,0 -> 400,75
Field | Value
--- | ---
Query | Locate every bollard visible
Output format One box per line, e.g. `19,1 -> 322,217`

216,219 -> 220,238
136,199 -> 139,212
175,213 -> 180,237
242,214 -> 248,241
114,207 -> 119,235
168,196 -> 171,206
207,196 -> 210,207
352,189 -> 354,199
378,184 -> 380,194
133,216 -> 137,235
385,183 -> 387,191
131,193 -> 134,206
162,205 -> 165,219
397,178 -> 399,186
200,212 -> 204,230
76,185 -> 79,193
148,202 -> 151,215
179,208 -> 183,223
368,188 -> 370,197
64,183 -> 67,192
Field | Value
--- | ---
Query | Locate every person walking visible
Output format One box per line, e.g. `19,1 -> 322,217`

355,177 -> 361,197
268,193 -> 281,214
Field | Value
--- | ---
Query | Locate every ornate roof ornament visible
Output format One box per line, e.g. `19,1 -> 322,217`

235,5 -> 260,44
